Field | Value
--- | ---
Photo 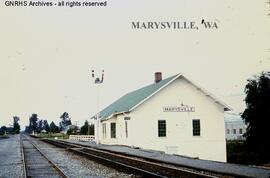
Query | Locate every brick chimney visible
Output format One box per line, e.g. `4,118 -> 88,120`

154,72 -> 162,83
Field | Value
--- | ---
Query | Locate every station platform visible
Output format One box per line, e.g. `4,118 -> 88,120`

64,139 -> 270,178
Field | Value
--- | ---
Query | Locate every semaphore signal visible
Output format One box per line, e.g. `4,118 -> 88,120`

91,69 -> 104,84
90,69 -> 104,145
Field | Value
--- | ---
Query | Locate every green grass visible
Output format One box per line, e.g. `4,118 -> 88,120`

38,133 -> 69,139
227,140 -> 249,164
227,140 -> 270,166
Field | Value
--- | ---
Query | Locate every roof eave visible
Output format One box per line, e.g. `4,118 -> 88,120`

182,76 -> 232,112
100,111 -> 129,121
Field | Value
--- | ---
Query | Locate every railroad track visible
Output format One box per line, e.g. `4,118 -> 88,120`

21,135 -> 68,178
41,138 -> 225,178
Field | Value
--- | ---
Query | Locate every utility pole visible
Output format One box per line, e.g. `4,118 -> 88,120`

91,69 -> 104,144
74,120 -> 78,127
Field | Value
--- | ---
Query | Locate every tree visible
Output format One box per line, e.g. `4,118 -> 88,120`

241,71 -> 270,163
37,120 -> 43,133
80,120 -> 94,135
89,124 -> 94,135
0,126 -> 7,135
12,116 -> 20,134
49,121 -> 59,133
80,120 -> 89,135
29,114 -> 38,134
59,112 -> 72,131
25,126 -> 30,134
43,120 -> 50,133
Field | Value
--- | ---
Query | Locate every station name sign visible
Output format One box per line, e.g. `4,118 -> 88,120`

163,106 -> 195,112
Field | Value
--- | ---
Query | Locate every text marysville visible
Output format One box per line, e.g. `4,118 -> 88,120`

131,21 -> 198,30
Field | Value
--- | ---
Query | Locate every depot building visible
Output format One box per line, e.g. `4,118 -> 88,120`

95,73 -> 230,162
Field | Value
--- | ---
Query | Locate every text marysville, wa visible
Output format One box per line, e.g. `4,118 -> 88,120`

131,21 -> 219,30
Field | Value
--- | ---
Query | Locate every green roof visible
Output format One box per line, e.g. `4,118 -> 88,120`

99,74 -> 178,120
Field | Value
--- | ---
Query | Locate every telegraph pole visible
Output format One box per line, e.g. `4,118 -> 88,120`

91,69 -> 104,144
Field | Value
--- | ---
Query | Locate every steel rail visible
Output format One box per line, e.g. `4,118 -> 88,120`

71,147 -> 168,178
20,134 -> 27,178
43,138 -> 219,178
22,135 -> 69,178
48,139 -> 253,178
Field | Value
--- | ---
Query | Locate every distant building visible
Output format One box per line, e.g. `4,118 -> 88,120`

225,113 -> 247,140
94,73 -> 231,162
61,125 -> 79,134
41,129 -> 47,133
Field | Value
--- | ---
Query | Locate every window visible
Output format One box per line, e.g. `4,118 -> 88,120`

227,129 -> 230,134
193,119 -> 200,136
102,123 -> 106,139
158,120 -> 166,137
239,128 -> 243,134
124,117 -> 130,120
125,121 -> 128,138
233,129 -> 236,134
110,123 -> 116,138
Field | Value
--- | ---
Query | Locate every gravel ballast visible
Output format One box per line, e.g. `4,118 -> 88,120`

29,136 -> 137,178
0,135 -> 24,178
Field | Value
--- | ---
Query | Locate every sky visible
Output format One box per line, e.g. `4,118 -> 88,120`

0,0 -> 269,128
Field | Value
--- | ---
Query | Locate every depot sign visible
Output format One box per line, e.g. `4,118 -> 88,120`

163,106 -> 195,112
